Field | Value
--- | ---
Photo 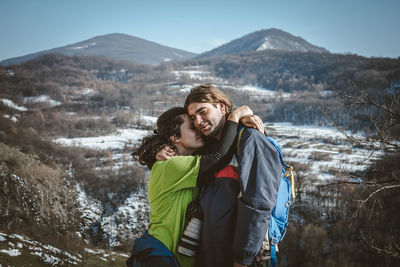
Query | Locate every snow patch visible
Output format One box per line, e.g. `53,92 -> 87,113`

0,98 -> 28,111
266,122 -> 384,181
54,128 -> 149,150
71,42 -> 96,50
238,85 -> 291,98
101,186 -> 149,247
6,69 -> 15,76
3,114 -> 18,122
169,68 -> 289,99
319,90 -> 334,97
168,83 -> 199,93
75,184 -> 103,237
1,231 -> 82,265
0,248 -> 21,256
174,52 -> 184,58
142,115 -> 157,124
257,37 -> 276,51
171,66 -> 224,83
82,88 -> 94,95
24,95 -> 62,107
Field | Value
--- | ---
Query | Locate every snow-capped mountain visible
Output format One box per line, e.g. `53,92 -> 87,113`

198,28 -> 329,58
1,33 -> 197,66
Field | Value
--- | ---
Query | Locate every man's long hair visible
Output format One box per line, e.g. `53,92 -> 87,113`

184,84 -> 233,114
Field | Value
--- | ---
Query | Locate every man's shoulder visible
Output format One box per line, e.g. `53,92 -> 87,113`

239,127 -> 268,148
240,128 -> 280,157
241,127 -> 265,140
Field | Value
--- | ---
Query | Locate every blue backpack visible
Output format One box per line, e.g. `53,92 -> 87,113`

236,127 -> 295,267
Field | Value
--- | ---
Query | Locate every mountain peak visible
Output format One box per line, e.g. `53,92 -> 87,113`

199,28 -> 329,58
1,33 -> 197,66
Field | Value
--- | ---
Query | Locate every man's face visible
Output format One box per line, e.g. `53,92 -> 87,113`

187,102 -> 226,137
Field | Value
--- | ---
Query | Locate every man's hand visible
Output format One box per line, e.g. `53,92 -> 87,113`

240,114 -> 265,134
155,145 -> 175,161
234,262 -> 248,267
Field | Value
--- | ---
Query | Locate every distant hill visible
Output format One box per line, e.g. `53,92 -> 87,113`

1,33 -> 197,66
198,28 -> 329,58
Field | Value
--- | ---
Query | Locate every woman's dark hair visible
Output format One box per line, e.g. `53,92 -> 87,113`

132,107 -> 186,168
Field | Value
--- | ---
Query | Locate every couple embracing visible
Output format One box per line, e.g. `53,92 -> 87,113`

127,84 -> 281,267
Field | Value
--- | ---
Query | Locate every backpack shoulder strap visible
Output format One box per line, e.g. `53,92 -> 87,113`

236,126 -> 295,199
236,125 -> 246,156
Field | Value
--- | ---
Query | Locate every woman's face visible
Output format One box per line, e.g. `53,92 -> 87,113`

177,114 -> 205,151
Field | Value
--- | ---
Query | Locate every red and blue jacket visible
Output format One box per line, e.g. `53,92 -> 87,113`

196,127 -> 281,267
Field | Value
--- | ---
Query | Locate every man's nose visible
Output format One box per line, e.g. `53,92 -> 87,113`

194,116 -> 202,126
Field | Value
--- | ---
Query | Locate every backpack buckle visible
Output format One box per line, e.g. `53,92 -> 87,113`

271,237 -> 279,246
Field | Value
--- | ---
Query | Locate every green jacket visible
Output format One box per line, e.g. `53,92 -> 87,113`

148,155 -> 200,267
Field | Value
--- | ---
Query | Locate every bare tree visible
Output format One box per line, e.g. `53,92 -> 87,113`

322,85 -> 400,260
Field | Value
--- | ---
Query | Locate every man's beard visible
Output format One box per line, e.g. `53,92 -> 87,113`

207,116 -> 226,139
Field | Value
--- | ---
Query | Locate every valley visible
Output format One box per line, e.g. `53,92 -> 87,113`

0,32 -> 398,265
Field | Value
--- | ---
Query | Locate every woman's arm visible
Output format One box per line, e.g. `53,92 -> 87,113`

155,114 -> 264,162
240,114 -> 264,134
197,105 -> 252,177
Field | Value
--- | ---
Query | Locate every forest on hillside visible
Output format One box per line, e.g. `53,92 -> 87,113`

192,50 -> 400,93
0,53 -> 399,266
185,50 -> 400,133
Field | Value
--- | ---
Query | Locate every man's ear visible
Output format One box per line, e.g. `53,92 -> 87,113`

218,102 -> 227,115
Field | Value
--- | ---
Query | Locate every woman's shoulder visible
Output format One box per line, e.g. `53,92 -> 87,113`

150,155 -> 201,187
152,155 -> 200,170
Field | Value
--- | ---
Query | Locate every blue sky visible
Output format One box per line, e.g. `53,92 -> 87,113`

1,0 -> 399,61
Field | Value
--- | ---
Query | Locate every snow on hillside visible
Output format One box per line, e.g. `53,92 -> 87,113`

267,123 -> 383,180
24,95 -> 62,107
172,66 -> 211,80
171,66 -> 227,85
142,115 -> 157,124
75,184 -> 103,240
230,84 -> 291,98
78,87 -> 95,96
101,186 -> 149,247
54,128 -> 149,150
0,231 -> 129,265
0,232 -> 82,265
170,66 -> 292,99
75,183 -> 149,248
54,128 -> 151,247
0,98 -> 28,111
71,42 -> 96,50
3,114 -> 19,122
257,37 -> 275,51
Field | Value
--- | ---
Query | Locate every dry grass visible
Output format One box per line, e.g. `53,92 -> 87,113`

308,151 -> 331,161
0,142 -> 62,182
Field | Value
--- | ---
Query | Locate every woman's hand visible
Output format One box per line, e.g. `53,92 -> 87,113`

228,106 -> 265,134
228,105 -> 253,123
240,114 -> 265,134
155,145 -> 176,161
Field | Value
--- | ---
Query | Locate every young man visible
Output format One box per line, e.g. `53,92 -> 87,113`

183,84 -> 282,267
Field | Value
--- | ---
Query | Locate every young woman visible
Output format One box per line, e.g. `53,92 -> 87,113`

127,105 -> 255,267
